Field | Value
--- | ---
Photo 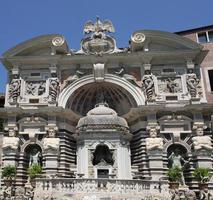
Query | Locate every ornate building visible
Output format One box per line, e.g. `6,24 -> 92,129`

0,19 -> 213,199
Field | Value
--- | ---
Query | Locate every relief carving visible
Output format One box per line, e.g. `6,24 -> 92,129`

8,79 -> 21,103
158,77 -> 182,93
49,78 -> 60,103
25,81 -> 46,96
142,75 -> 156,101
186,73 -> 202,98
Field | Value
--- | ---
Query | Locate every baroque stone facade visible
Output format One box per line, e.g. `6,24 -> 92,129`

0,18 -> 213,200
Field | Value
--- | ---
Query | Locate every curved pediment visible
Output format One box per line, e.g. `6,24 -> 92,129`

3,34 -> 69,57
130,30 -> 203,52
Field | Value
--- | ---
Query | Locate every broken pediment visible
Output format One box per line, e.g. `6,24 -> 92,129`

130,30 -> 203,52
2,34 -> 70,57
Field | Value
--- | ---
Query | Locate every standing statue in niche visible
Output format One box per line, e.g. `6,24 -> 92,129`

29,148 -> 42,166
192,126 -> 212,151
49,78 -> 60,103
8,79 -> 21,103
142,75 -> 155,101
186,74 -> 200,98
168,149 -> 189,185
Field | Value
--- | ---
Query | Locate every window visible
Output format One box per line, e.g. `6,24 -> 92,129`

198,32 -> 208,43
208,69 -> 213,92
208,31 -> 213,42
197,30 -> 213,43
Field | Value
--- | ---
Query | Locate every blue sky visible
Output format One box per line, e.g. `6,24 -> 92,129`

0,0 -> 213,92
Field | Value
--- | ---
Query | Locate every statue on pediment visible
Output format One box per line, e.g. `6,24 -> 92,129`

80,17 -> 118,55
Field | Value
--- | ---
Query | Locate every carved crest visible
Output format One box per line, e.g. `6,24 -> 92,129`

80,17 -> 117,55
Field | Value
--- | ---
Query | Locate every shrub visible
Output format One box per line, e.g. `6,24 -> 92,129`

2,165 -> 16,180
193,167 -> 211,183
27,164 -> 42,180
167,166 -> 182,182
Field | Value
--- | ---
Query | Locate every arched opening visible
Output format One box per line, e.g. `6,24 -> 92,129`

93,144 -> 114,166
167,144 -> 190,185
66,82 -> 137,116
24,144 -> 43,167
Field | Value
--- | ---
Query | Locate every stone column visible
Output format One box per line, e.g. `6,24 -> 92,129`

117,141 -> 132,179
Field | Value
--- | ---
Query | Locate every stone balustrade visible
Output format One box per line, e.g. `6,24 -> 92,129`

34,178 -> 171,200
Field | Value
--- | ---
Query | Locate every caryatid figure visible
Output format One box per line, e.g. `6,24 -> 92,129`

145,126 -> 163,151
192,125 -> 212,151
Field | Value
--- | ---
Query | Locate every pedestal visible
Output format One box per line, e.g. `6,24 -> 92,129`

147,150 -> 164,181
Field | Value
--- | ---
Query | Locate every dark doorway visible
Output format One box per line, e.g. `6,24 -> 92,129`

98,169 -> 109,179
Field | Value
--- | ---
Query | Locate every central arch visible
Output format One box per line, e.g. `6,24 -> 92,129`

58,74 -> 145,116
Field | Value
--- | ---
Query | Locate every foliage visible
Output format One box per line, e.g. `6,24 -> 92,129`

193,167 -> 211,183
27,164 -> 42,180
2,165 -> 16,180
167,166 -> 182,182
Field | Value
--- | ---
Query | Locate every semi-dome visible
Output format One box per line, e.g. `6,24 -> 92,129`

77,103 -> 128,131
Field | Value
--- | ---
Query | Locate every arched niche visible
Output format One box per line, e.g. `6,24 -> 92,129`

92,144 -> 114,166
58,74 -> 145,116
167,143 -> 189,168
24,144 -> 43,167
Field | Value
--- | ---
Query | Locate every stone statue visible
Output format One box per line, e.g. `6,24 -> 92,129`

185,190 -> 196,200
43,138 -> 60,151
168,149 -> 189,185
200,188 -> 213,200
49,78 -> 60,103
192,126 -> 212,151
146,128 -> 163,151
171,189 -> 180,200
142,75 -> 155,101
186,73 -> 200,98
3,137 -> 19,150
8,79 -> 21,103
24,182 -> 34,200
29,148 -> 42,166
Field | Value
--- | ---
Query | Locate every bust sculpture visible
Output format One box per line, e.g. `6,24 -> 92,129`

146,127 -> 163,151
192,127 -> 212,151
43,138 -> 60,151
3,137 -> 19,150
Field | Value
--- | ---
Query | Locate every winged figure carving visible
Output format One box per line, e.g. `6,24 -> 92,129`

84,17 -> 115,34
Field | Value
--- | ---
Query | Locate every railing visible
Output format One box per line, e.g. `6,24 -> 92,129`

34,178 -> 170,198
